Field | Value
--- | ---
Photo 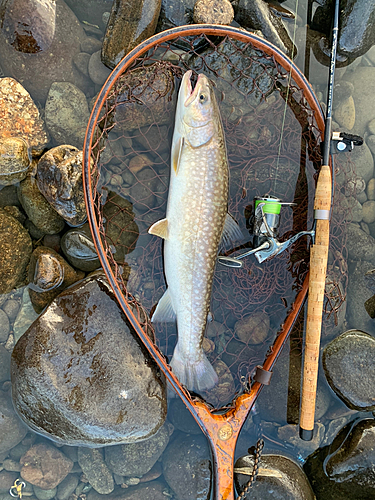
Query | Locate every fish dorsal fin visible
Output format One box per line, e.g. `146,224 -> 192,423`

151,289 -> 176,322
219,213 -> 243,252
172,136 -> 184,174
148,218 -> 169,240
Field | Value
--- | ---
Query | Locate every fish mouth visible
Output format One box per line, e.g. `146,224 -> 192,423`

183,71 -> 206,107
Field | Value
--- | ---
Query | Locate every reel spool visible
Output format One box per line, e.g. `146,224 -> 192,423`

219,195 -> 314,267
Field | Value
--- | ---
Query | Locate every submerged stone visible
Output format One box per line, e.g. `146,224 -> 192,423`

323,330 -> 375,411
61,223 -> 101,272
11,273 -> 167,447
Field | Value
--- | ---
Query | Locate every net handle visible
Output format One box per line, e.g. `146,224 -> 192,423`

82,24 -> 326,499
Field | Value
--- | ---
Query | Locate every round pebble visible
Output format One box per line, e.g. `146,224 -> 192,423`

2,299 -> 19,322
362,200 -> 375,224
193,0 -> 234,24
73,52 -> 91,77
0,309 -> 10,342
88,50 -> 111,85
234,312 -> 270,344
367,178 -> 375,200
33,485 -> 57,500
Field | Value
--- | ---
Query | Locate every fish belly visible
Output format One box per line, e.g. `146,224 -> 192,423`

165,138 -> 228,390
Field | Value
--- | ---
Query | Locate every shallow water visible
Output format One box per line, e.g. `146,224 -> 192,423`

1,0 -> 375,498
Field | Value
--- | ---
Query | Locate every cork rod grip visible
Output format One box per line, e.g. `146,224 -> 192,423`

300,164 -> 331,437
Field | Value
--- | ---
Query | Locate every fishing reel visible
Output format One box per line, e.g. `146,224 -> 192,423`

219,196 -> 314,268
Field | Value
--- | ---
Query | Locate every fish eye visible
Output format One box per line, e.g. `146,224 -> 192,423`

199,93 -> 207,103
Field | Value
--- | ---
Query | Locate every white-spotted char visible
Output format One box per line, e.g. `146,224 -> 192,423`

148,70 -> 241,391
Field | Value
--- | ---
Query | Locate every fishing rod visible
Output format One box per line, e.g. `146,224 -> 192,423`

299,0 -> 339,441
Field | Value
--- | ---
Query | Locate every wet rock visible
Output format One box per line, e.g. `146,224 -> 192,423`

13,287 -> 40,343
306,418 -> 375,499
0,208 -> 32,294
61,223 -> 100,272
88,50 -> 111,85
0,345 -> 11,382
102,0 -> 161,69
33,486 -> 57,500
312,0 -> 375,63
0,0 -> 90,102
27,246 -> 84,313
346,260 -> 375,332
193,0 -> 234,24
106,61 -> 176,132
37,146 -> 87,227
235,0 -> 295,58
234,311 -> 270,344
78,448 -> 114,494
323,330 -> 375,411
278,422 -> 325,456
56,474 -> 79,500
0,391 -> 28,455
344,67 -> 375,137
346,223 -> 375,263
235,454 -> 315,499
45,82 -> 90,149
333,95 -> 355,130
18,170 -> 65,235
367,134 -> 375,156
103,193 -> 139,262
20,443 -> 73,489
156,0 -> 194,33
11,273 -> 167,447
0,78 -> 49,154
73,52 -> 91,77
0,0 -> 56,54
162,433 -> 211,500
326,418 -> 375,486
3,298 -> 20,322
0,138 -> 31,186
105,422 -> 173,478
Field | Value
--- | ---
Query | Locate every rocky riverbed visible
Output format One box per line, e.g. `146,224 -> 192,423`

1,0 -> 375,499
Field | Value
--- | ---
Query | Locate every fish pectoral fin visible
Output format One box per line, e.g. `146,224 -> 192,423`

148,218 -> 169,240
172,136 -> 184,174
219,213 -> 244,252
151,289 -> 176,322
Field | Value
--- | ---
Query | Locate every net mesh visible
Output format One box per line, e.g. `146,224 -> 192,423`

87,33 -> 348,408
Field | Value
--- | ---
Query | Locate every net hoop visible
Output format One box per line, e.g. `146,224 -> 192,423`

82,24 -> 327,500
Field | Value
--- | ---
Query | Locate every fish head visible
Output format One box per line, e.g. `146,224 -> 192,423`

176,70 -> 220,147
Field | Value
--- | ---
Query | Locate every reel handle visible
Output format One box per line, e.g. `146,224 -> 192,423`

300,163 -> 331,440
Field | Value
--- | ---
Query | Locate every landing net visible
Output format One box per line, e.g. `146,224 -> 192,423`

83,26 -> 348,410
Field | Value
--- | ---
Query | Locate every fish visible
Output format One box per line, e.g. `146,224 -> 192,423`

148,70 -> 242,392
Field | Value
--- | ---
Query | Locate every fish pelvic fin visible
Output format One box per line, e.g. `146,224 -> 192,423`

148,218 -> 169,240
219,213 -> 243,252
151,289 -> 176,322
170,345 -> 218,391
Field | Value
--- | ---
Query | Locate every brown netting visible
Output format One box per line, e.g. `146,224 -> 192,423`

86,32 -> 348,408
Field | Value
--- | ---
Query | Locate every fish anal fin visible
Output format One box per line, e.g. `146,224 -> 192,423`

172,136 -> 184,174
148,218 -> 168,240
151,289 -> 176,322
219,213 -> 243,252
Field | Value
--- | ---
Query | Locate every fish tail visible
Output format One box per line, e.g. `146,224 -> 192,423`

170,345 -> 218,391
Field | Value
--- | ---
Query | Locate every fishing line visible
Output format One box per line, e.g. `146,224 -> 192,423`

273,0 -> 300,193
